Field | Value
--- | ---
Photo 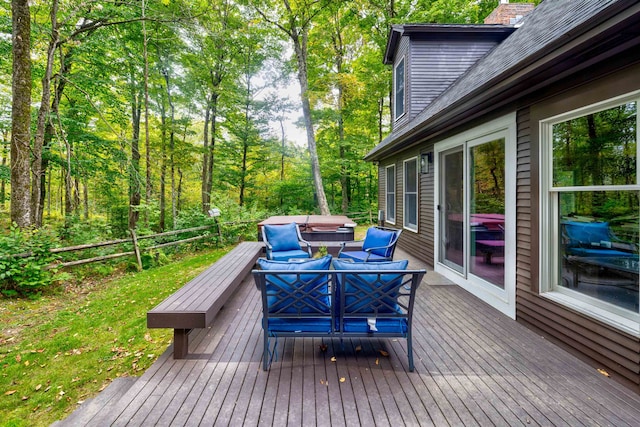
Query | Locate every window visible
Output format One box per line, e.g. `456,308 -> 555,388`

386,165 -> 396,223
394,57 -> 405,120
404,157 -> 418,231
541,94 -> 639,330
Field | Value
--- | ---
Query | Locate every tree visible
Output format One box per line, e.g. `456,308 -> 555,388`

252,0 -> 331,215
10,0 -> 31,228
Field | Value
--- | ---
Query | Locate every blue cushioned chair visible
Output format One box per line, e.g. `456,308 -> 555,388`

562,221 -> 636,257
262,222 -> 312,261
338,226 -> 402,262
256,255 -> 334,369
333,259 -> 418,370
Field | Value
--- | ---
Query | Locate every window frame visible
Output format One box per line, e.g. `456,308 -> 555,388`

403,156 -> 418,232
394,56 -> 406,121
539,91 -> 640,334
385,164 -> 396,224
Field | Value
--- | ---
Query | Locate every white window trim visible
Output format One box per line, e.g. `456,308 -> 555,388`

434,113 -> 517,319
403,156 -> 418,232
385,164 -> 396,224
394,56 -> 406,121
539,91 -> 640,336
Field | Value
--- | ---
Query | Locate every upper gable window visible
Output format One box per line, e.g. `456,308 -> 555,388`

394,57 -> 406,121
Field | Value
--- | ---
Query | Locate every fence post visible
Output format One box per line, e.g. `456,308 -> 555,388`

130,229 -> 143,271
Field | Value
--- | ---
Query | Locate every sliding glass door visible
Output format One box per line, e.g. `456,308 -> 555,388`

439,148 -> 465,273
435,114 -> 515,318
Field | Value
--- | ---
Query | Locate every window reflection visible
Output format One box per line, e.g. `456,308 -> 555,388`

559,191 -> 639,313
470,139 -> 505,288
553,102 -> 637,187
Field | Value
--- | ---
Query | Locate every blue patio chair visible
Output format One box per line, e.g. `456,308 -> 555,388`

261,222 -> 312,261
338,226 -> 402,262
562,221 -> 636,257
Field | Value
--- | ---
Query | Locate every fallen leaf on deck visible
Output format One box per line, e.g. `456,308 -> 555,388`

340,377 -> 346,383
331,356 -> 337,362
319,343 -> 328,352
597,369 -> 610,377
375,358 -> 379,365
355,345 -> 362,352
379,350 -> 389,357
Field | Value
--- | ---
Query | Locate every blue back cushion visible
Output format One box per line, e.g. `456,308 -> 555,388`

333,259 -> 408,314
362,227 -> 396,257
258,255 -> 332,313
264,223 -> 302,251
565,221 -> 610,244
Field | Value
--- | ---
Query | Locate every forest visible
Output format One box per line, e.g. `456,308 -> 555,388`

1,0 -> 519,231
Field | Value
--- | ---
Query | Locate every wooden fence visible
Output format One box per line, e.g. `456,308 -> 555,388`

49,224 -> 223,271
4,212 -> 377,273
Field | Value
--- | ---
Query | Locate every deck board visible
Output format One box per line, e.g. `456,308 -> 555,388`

66,254 -> 640,427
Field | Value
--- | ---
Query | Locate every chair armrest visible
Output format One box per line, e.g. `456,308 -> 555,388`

338,238 -> 365,257
300,238 -> 312,257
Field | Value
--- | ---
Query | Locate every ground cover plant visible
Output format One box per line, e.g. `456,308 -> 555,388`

0,246 -> 228,427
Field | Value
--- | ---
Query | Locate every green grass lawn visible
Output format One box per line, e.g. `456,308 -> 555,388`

0,246 -> 229,427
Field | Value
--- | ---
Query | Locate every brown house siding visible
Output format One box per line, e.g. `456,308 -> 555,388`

380,148 -> 434,264
515,64 -> 640,393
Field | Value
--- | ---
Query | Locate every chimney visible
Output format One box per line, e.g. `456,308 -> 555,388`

484,1 -> 535,26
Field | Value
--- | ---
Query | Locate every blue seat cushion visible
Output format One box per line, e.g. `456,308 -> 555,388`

264,223 -> 302,252
339,251 -> 391,262
333,259 -> 409,316
341,318 -> 407,334
362,227 -> 396,257
265,318 -> 333,334
258,255 -> 332,314
270,249 -> 311,261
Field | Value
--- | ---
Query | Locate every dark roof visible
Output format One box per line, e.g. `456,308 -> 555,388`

366,0 -> 633,161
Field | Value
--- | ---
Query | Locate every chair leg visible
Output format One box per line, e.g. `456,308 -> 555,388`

407,333 -> 414,372
263,330 -> 269,371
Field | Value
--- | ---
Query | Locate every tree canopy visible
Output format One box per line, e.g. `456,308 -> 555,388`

1,0 -> 533,234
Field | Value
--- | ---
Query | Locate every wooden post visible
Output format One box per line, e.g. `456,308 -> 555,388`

130,229 -> 143,271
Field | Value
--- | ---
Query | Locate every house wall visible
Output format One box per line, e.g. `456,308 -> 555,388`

518,62 -> 640,393
408,38 -> 499,121
379,144 -> 435,264
378,61 -> 640,394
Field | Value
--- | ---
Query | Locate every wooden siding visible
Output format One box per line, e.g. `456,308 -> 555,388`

517,81 -> 640,393
380,146 -> 434,266
408,39 -> 498,121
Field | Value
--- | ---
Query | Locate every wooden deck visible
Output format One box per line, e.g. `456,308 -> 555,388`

56,251 -> 640,426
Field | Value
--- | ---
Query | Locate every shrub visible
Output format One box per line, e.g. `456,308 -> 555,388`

0,225 -> 62,297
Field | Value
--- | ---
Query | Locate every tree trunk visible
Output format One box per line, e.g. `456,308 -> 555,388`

31,0 -> 59,227
161,69 -> 177,227
291,26 -> 330,215
205,89 -> 219,214
201,100 -> 211,213
129,91 -> 142,231
64,138 -> 73,216
10,0 -> 32,228
142,0 -> 152,224
159,95 -> 167,231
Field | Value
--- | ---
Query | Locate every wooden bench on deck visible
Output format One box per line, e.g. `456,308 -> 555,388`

147,241 -> 263,358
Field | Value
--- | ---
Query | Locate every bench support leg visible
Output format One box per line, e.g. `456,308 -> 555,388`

173,329 -> 190,359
